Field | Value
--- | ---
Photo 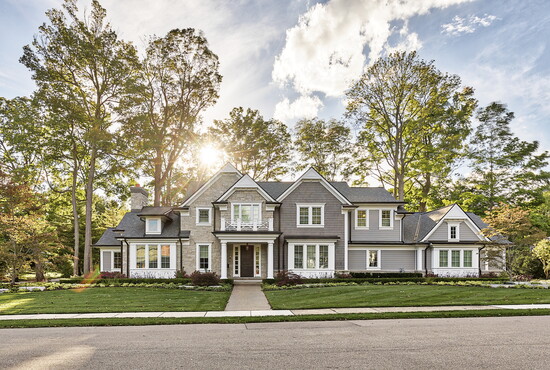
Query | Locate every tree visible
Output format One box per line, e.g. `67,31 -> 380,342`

533,239 -> 550,279
21,0 -> 139,273
346,51 -> 475,206
468,102 -> 550,215
293,118 -> 352,181
121,28 -> 222,206
209,107 -> 292,180
483,203 -> 546,277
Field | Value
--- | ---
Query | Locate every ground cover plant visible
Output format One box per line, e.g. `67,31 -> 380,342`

0,287 -> 230,314
264,284 -> 550,310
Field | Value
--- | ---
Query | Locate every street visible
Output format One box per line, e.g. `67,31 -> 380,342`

1,316 -> 550,369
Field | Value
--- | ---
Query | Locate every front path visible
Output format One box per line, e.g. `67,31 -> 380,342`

225,281 -> 271,311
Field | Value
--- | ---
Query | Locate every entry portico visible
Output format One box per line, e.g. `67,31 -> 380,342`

214,232 -> 280,279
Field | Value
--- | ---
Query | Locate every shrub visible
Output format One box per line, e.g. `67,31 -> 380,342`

274,271 -> 304,287
175,270 -> 188,279
100,272 -> 127,279
190,271 -> 220,286
349,272 -> 423,278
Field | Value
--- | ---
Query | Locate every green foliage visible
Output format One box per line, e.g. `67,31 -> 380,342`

533,239 -> 550,279
209,107 -> 291,180
293,118 -> 352,181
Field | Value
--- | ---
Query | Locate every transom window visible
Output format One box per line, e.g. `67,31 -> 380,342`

297,204 -> 325,227
197,244 -> 211,271
232,203 -> 261,223
196,208 -> 211,225
135,244 -> 171,269
146,218 -> 161,234
356,209 -> 368,228
292,243 -> 331,270
380,210 -> 393,229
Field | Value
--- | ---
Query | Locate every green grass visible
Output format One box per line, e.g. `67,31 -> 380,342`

264,285 -> 550,310
0,287 -> 230,314
1,309 -> 549,329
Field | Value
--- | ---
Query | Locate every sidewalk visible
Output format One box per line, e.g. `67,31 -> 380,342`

1,304 -> 550,321
225,280 -> 271,311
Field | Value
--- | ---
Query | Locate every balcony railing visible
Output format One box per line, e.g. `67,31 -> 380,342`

220,217 -> 274,231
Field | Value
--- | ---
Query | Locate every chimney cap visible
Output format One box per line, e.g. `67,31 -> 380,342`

130,186 -> 149,196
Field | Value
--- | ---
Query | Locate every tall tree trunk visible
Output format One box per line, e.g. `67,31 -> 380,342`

153,149 -> 163,206
71,164 -> 80,276
419,172 -> 431,212
83,146 -> 97,274
34,251 -> 45,282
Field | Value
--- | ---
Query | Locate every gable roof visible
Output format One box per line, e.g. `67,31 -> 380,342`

103,210 -> 188,240
256,182 -> 293,199
216,174 -> 276,202
181,163 -> 241,206
276,168 -> 352,205
137,206 -> 173,219
93,227 -> 120,246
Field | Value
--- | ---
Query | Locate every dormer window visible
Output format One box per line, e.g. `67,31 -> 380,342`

448,222 -> 460,241
146,217 -> 161,234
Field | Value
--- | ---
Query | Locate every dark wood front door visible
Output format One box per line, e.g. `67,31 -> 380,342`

240,245 -> 254,277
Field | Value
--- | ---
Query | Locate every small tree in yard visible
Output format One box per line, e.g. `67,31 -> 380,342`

533,239 -> 550,279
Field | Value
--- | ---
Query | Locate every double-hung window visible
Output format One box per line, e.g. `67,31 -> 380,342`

297,204 -> 324,227
113,251 -> 122,269
291,243 -> 332,270
196,208 -> 211,225
379,210 -> 393,229
232,203 -> 261,224
368,250 -> 380,268
356,209 -> 369,229
197,244 -> 211,271
439,250 -> 449,267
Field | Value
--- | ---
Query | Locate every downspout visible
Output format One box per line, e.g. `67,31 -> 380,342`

424,243 -> 431,276
178,237 -> 183,273
478,244 -> 486,277
278,207 -> 283,271
124,239 -> 130,277
120,240 -> 123,273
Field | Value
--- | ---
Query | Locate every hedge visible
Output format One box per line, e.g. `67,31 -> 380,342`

349,272 -> 423,278
262,277 -> 508,285
57,278 -> 234,285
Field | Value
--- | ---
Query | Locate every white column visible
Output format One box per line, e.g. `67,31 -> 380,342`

344,211 -> 349,271
416,248 -> 423,271
267,242 -> 274,279
221,242 -> 227,279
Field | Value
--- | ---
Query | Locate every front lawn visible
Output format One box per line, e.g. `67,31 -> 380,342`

0,287 -> 230,314
264,285 -> 550,310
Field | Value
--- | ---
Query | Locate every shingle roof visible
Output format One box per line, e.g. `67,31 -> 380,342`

97,210 -> 187,240
402,205 -> 454,243
137,206 -> 173,217
330,182 -> 400,203
93,227 -> 120,246
256,182 -> 293,199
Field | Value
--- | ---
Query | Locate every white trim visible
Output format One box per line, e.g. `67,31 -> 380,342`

216,234 -> 279,243
99,248 -> 122,272
145,217 -> 161,235
288,242 -> 335,272
448,222 -> 460,242
366,249 -> 381,270
348,245 -> 417,251
220,242 -> 227,279
433,247 -> 478,269
217,174 -> 276,202
267,242 -> 274,279
254,245 -> 262,277
344,211 -> 349,271
422,204 -> 489,242
296,203 -> 325,227
196,207 -> 212,226
276,167 -> 351,205
181,163 -> 241,206
196,243 -> 212,272
231,203 -> 262,223
131,242 -> 175,271
233,245 -> 241,277
354,208 -> 369,229
378,209 -> 394,230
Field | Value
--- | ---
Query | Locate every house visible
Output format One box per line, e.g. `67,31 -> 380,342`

94,163 -> 502,279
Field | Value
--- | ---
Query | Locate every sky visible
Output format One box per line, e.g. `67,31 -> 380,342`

1,0 -> 549,155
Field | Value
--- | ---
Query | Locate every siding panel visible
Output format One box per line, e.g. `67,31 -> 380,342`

381,250 -> 415,271
349,250 -> 366,271
351,210 -> 401,242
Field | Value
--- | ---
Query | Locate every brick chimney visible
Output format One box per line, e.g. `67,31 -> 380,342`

130,185 -> 148,211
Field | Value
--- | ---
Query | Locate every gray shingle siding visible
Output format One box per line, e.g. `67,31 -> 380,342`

349,250 -> 366,271
279,181 -> 345,270
428,222 -> 481,242
351,210 -> 402,242
381,250 -> 416,271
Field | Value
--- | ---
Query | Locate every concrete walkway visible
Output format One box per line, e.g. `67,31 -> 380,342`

224,280 -> 271,311
1,304 -> 550,321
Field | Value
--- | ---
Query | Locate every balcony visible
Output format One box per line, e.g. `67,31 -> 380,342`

220,217 -> 274,232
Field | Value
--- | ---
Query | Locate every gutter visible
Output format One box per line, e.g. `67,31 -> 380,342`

179,237 -> 183,273
478,244 -> 486,276
424,243 -> 432,276
124,239 -> 130,277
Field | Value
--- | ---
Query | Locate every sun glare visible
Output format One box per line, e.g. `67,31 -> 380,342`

199,143 -> 223,168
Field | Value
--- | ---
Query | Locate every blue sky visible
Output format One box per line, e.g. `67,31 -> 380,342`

1,0 -> 549,153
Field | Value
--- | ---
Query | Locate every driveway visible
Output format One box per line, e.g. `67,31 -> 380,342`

1,316 -> 549,369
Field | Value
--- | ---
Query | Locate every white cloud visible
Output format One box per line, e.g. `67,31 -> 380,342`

441,14 -> 498,36
273,95 -> 324,122
272,0 -> 473,98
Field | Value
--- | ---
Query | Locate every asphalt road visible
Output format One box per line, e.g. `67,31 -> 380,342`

1,316 -> 550,369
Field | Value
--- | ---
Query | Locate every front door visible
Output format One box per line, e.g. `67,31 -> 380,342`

240,245 -> 254,277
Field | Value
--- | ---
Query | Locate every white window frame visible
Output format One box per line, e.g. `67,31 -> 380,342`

448,222 -> 460,242
233,245 -> 241,277
355,208 -> 369,229
133,243 -> 173,270
436,249 -> 476,268
379,209 -> 394,230
101,249 -> 122,272
196,207 -> 212,226
145,217 -> 161,235
366,249 -> 381,270
254,245 -> 262,277
288,242 -> 334,270
196,243 -> 212,272
231,203 -> 262,224
296,203 -> 325,227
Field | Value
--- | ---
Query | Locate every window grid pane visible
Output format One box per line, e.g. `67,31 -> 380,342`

113,252 -> 121,269
255,246 -> 260,276
439,250 -> 448,267
319,245 -> 329,269
161,245 -> 170,268
299,207 -> 309,225
463,250 -> 472,267
234,247 -> 239,275
294,245 -> 303,269
311,207 -> 322,225
149,245 -> 158,268
450,226 -> 457,239
381,210 -> 391,227
369,250 -> 378,267
233,204 -> 239,221
199,245 -> 209,270
307,245 -> 316,269
357,210 -> 367,227
451,250 -> 460,267
198,209 -> 209,223
136,245 -> 145,269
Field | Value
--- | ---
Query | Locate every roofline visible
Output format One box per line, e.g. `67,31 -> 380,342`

181,163 -> 242,206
